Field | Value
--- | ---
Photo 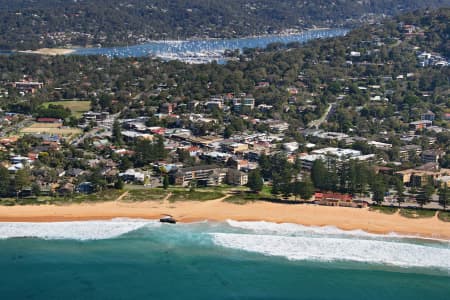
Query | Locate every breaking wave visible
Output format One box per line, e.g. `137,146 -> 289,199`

0,218 -> 158,240
211,221 -> 450,270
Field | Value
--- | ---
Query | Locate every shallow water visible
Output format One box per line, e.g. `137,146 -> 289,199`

0,220 -> 449,299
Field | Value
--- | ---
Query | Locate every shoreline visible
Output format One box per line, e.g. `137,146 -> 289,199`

0,199 -> 449,240
12,28 -> 348,56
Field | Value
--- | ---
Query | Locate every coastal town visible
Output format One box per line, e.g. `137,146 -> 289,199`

0,10 -> 449,221
1,2 -> 450,299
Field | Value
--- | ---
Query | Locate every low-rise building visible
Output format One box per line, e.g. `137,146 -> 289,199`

421,149 -> 444,164
409,120 -> 432,131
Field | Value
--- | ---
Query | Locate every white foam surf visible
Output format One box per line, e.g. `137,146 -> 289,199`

225,220 -> 447,241
226,220 -> 382,238
211,232 -> 450,269
0,219 -> 159,240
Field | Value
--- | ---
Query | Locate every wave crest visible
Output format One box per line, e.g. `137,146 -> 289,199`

211,232 -> 450,269
0,219 -> 158,240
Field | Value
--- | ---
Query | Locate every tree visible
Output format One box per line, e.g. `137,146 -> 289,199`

299,178 -> 315,200
394,177 -> 405,207
417,178 -> 435,208
114,177 -> 124,190
370,175 -> 386,205
438,185 -> 449,210
0,165 -> 11,197
14,168 -> 31,195
271,174 -> 281,197
163,174 -> 169,190
311,159 -> 327,190
247,169 -> 263,193
112,120 -> 123,145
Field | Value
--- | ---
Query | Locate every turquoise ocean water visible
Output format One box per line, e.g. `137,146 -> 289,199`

0,220 -> 449,300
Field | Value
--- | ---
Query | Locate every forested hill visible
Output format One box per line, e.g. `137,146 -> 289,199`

0,0 -> 449,50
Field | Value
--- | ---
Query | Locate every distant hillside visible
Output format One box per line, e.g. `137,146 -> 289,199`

0,0 -> 449,49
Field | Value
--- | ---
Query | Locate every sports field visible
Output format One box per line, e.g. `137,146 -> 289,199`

42,100 -> 91,118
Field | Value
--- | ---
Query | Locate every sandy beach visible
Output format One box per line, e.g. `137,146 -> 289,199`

18,48 -> 75,56
0,199 -> 449,240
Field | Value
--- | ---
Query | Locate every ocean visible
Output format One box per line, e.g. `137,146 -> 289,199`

0,219 -> 449,300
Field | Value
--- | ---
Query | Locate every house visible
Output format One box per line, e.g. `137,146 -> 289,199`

409,120 -> 432,131
76,182 -> 95,194
421,111 -> 435,122
82,111 -> 109,122
422,149 -> 444,164
160,103 -> 174,114
57,183 -> 75,196
438,176 -> 450,188
265,120 -> 289,133
119,169 -> 146,183
232,97 -> 255,111
283,142 -> 299,153
205,97 -> 224,110
11,81 -> 43,94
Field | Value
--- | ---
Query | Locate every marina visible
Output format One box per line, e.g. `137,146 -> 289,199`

72,28 -> 348,63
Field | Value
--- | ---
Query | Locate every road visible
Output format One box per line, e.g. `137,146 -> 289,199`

307,103 -> 335,129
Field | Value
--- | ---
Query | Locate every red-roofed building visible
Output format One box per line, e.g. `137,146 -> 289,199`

314,192 -> 359,207
36,117 -> 62,124
149,127 -> 166,135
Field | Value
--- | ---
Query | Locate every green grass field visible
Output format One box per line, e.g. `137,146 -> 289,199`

0,189 -> 124,206
169,190 -> 224,202
122,189 -> 168,202
225,192 -> 261,205
399,208 -> 436,219
42,100 -> 91,118
438,211 -> 450,222
369,206 -> 398,215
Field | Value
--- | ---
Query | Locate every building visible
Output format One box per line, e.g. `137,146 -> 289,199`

82,111 -> 110,122
265,120 -> 289,133
311,147 -> 362,160
160,103 -> 174,114
409,120 -> 432,131
221,142 -> 249,154
399,145 -> 422,162
11,81 -> 43,94
76,182 -> 95,194
36,117 -> 63,124
422,149 -> 444,164
232,97 -> 255,111
395,167 -> 450,187
205,97 -> 224,110
299,154 -> 326,170
421,111 -> 436,122
173,165 -> 248,187
314,192 -> 366,208
173,165 -> 227,187
119,169 -> 146,183
226,169 -> 248,186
